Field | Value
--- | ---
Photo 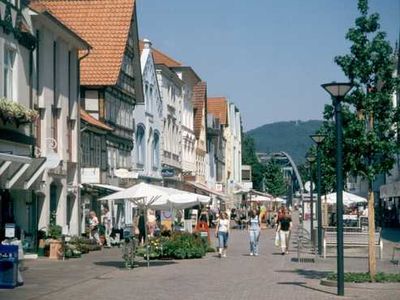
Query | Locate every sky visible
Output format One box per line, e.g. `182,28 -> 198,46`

136,0 -> 400,131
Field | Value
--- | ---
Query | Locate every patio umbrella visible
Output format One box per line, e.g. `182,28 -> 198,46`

248,195 -> 273,202
99,183 -> 175,267
324,191 -> 367,206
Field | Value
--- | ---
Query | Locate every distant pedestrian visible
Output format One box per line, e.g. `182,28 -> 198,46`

138,212 -> 146,245
277,210 -> 292,255
248,209 -> 261,256
102,206 -> 112,247
215,211 -> 230,258
89,211 -> 101,245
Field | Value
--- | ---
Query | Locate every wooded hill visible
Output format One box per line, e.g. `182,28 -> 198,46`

247,120 -> 323,165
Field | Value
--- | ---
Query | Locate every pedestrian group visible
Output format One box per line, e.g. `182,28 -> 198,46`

214,205 -> 292,258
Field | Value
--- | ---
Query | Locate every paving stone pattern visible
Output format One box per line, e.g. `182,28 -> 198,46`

1,220 -> 399,300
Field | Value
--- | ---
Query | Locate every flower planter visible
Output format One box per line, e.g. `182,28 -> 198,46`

0,98 -> 38,127
49,240 -> 62,259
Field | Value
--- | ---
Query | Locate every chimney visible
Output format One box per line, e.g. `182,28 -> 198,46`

143,38 -> 152,49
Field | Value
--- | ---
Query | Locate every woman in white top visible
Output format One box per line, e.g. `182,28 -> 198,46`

215,212 -> 230,257
248,209 -> 261,256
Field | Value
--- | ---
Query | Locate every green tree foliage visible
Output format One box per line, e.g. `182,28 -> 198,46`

264,159 -> 287,197
316,0 -> 400,279
242,134 -> 266,191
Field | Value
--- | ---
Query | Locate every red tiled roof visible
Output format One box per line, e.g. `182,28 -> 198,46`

207,97 -> 228,125
28,2 -> 90,49
192,82 -> 207,139
81,109 -> 113,131
34,0 -> 136,86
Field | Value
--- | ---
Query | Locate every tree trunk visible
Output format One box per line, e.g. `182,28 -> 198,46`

368,189 -> 376,281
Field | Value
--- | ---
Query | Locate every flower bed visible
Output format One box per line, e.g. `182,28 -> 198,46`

138,232 -> 212,260
326,272 -> 400,283
68,236 -> 102,254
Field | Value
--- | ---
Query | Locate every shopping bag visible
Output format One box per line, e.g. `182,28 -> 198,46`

274,231 -> 280,247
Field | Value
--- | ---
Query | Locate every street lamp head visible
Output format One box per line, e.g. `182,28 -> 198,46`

310,133 -> 327,145
306,153 -> 316,163
321,82 -> 353,98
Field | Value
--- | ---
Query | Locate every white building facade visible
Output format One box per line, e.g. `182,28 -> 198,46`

155,60 -> 183,187
0,1 -> 89,248
31,6 -> 89,236
134,39 -> 163,182
173,67 -> 200,177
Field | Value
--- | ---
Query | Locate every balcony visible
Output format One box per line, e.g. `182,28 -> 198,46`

162,150 -> 181,169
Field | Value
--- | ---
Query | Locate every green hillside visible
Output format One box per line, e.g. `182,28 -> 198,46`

247,120 -> 323,165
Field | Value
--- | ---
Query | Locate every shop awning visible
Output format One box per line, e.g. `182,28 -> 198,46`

0,153 -> 49,190
185,181 -> 227,199
82,183 -> 125,193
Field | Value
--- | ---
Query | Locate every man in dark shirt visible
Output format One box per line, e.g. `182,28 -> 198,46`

277,211 -> 292,255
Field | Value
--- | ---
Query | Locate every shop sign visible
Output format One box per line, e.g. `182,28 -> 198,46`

5,223 -> 15,238
215,183 -> 223,192
243,181 -> 253,190
81,167 -> 100,183
114,168 -> 139,179
161,168 -> 175,177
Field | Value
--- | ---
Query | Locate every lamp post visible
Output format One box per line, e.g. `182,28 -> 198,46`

306,153 -> 316,243
321,82 -> 353,296
310,134 -> 326,256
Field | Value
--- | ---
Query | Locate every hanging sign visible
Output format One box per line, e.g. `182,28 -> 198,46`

5,223 -> 15,238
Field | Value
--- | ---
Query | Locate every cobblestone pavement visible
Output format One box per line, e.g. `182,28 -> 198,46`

1,225 -> 399,300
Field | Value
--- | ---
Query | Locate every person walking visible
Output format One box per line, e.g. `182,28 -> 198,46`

215,212 -> 230,258
277,210 -> 292,255
102,206 -> 112,248
138,212 -> 146,246
248,209 -> 261,256
89,211 -> 101,245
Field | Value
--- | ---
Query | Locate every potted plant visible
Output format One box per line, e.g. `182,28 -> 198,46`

48,212 -> 63,259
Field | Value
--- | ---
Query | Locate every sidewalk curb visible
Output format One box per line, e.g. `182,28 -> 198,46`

320,279 -> 400,290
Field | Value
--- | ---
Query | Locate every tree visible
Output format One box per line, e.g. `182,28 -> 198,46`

264,159 -> 287,197
242,134 -> 266,191
320,0 -> 400,279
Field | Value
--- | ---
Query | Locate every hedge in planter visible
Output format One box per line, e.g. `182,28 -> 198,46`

162,232 -> 207,259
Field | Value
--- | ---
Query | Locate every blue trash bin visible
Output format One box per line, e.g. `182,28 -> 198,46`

0,245 -> 18,289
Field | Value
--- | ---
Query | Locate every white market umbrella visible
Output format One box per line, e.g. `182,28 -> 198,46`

248,195 -> 273,202
99,182 -> 173,267
274,197 -> 286,203
168,192 -> 210,208
324,191 -> 367,206
99,182 -> 170,206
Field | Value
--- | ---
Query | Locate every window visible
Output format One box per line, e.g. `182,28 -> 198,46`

81,132 -> 90,166
136,125 -> 145,165
149,86 -> 153,113
4,47 -> 15,100
93,136 -> 101,166
152,132 -> 160,169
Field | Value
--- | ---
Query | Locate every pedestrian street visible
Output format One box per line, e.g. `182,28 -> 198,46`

2,225 -> 399,300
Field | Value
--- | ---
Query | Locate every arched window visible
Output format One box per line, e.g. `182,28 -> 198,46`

152,132 -> 160,169
136,124 -> 145,166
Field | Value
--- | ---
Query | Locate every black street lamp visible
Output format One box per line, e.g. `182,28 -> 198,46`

321,82 -> 353,296
306,153 -> 316,243
310,134 -> 326,256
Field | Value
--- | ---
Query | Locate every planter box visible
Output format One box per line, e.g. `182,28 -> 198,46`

49,241 -> 62,259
